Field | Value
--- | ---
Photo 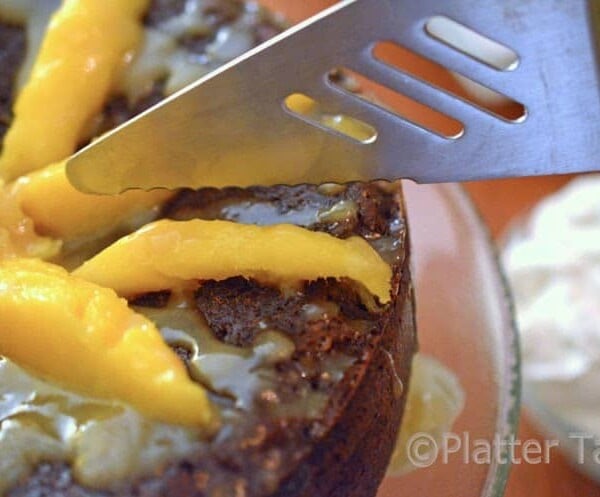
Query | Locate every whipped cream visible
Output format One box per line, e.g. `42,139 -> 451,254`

503,175 -> 600,435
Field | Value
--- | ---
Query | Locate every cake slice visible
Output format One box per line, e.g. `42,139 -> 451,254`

0,2 -> 417,495
7,182 -> 416,497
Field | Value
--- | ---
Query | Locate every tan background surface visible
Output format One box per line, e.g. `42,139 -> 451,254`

258,2 -> 600,494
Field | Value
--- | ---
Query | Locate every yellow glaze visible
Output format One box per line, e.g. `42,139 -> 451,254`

74,219 -> 392,303
12,161 -> 171,240
0,259 -> 218,430
0,0 -> 149,180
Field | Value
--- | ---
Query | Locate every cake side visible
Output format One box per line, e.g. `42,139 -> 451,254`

274,250 -> 415,497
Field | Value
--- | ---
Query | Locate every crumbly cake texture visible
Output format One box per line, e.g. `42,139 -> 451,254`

0,2 -> 417,496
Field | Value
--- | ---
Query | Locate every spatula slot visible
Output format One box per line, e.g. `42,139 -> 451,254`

283,93 -> 378,144
328,68 -> 464,140
372,41 -> 527,123
425,15 -> 519,71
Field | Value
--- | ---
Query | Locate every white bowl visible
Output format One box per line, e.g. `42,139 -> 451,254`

501,175 -> 600,484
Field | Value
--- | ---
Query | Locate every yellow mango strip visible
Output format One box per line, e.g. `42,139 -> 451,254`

12,161 -> 172,240
0,180 -> 61,261
0,0 -> 149,180
0,259 -> 218,430
74,219 -> 393,303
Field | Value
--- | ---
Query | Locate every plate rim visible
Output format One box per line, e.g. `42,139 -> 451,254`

450,183 -> 522,497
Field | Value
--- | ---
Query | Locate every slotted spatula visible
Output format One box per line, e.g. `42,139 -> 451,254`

66,0 -> 600,194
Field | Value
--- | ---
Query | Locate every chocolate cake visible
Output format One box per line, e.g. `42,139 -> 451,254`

0,20 -> 24,145
0,2 -> 417,496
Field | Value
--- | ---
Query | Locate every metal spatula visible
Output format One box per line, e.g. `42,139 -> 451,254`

66,0 -> 600,194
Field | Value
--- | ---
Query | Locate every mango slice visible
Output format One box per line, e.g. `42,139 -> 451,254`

0,259 -> 218,430
12,161 -> 171,240
0,0 -> 149,180
0,182 -> 61,261
74,219 -> 392,303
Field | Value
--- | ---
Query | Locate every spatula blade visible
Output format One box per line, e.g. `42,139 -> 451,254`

66,0 -> 600,194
